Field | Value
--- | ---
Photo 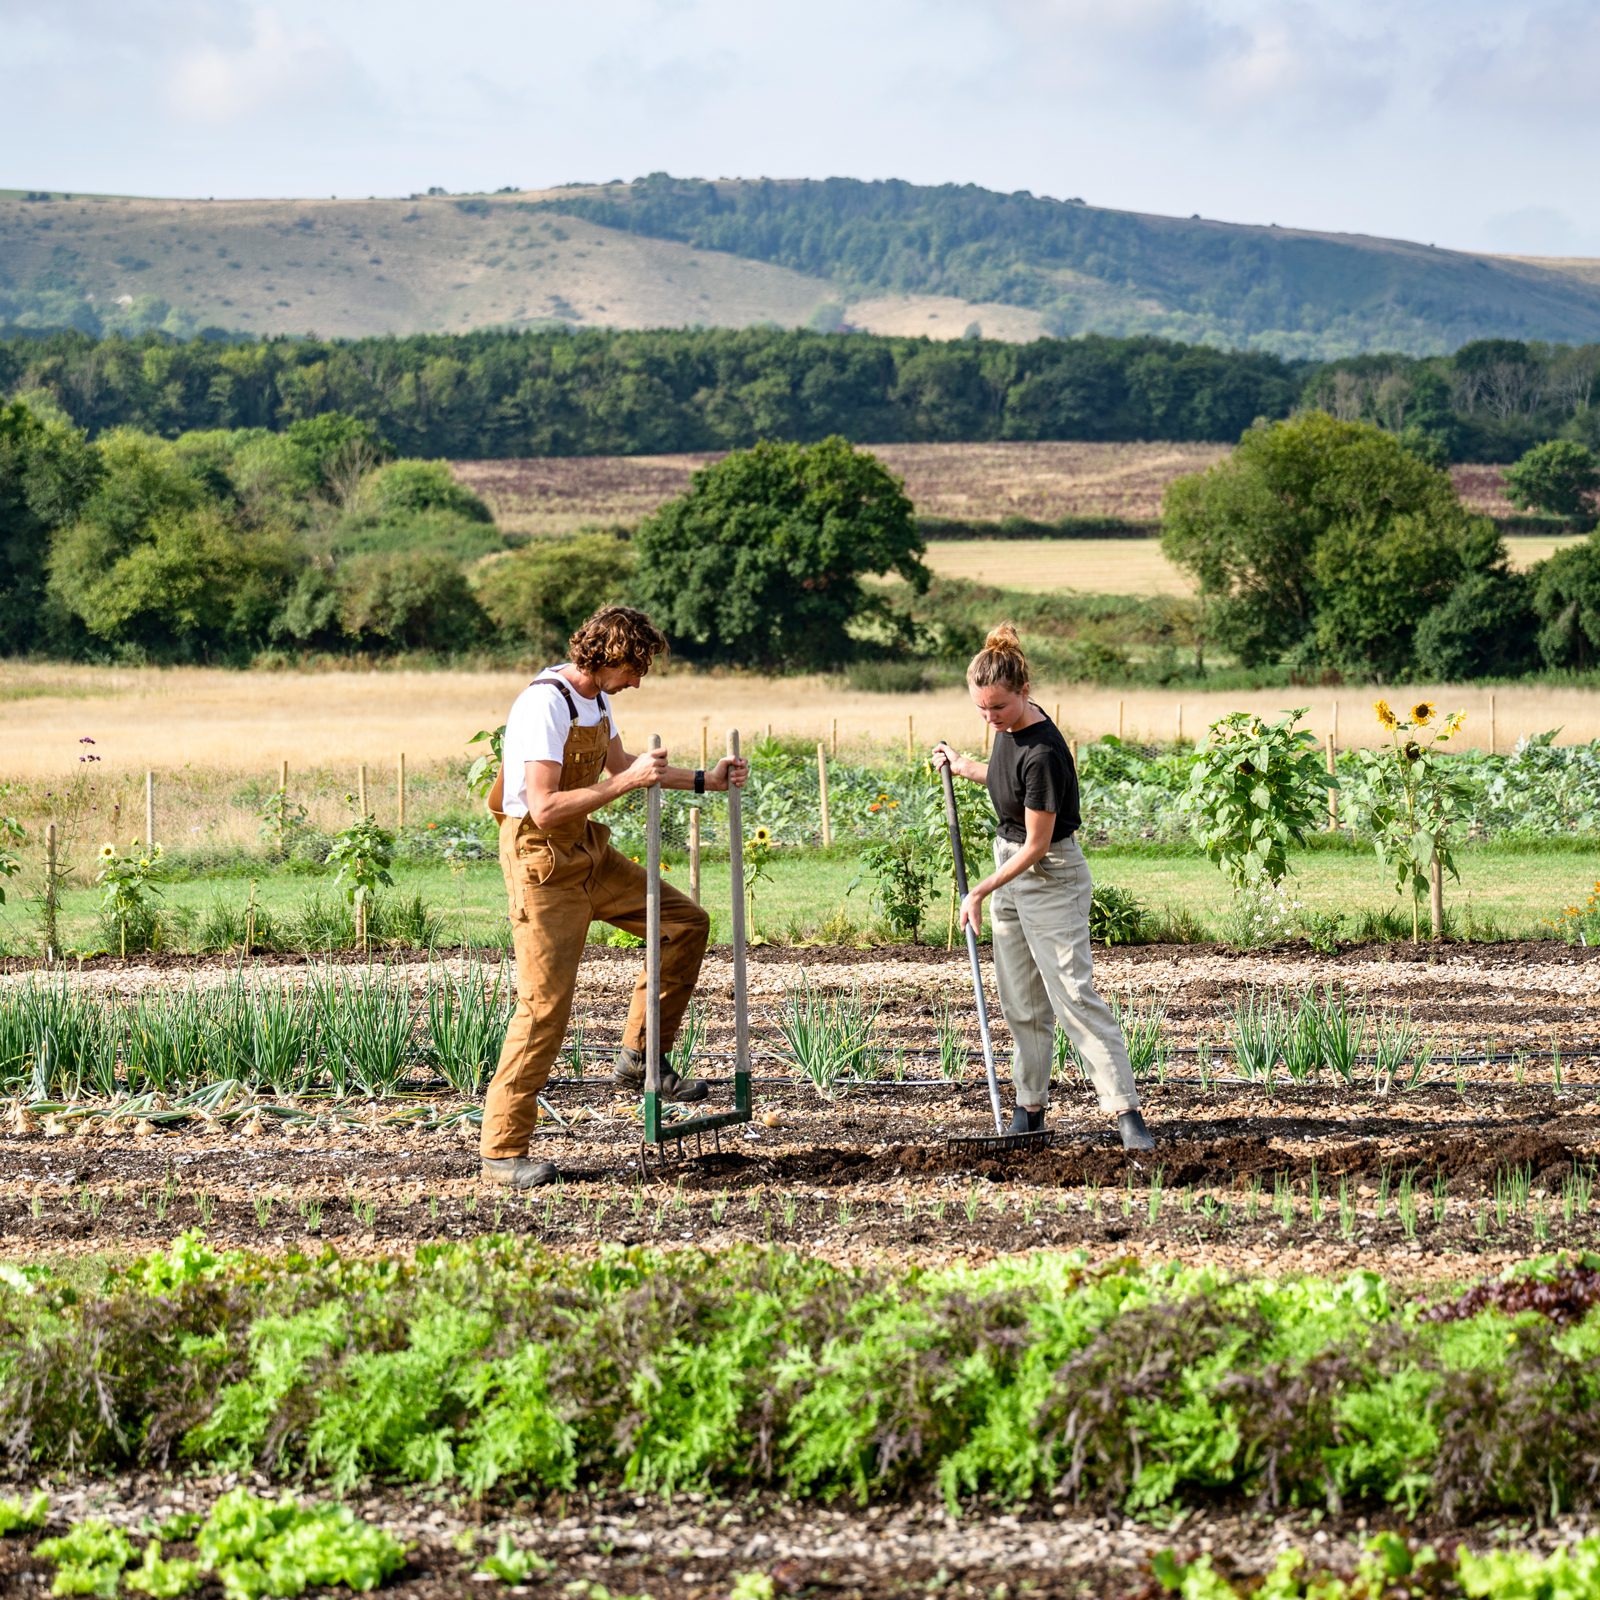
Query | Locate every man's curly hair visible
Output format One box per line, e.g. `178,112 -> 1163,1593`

568,606 -> 670,675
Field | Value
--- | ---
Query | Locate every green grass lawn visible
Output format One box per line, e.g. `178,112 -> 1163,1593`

7,841 -> 1593,956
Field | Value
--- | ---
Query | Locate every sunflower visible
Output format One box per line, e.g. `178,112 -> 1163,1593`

99,842 -> 115,861
1374,700 -> 1398,731
1403,742 -> 1421,763
752,827 -> 772,847
1411,702 -> 1435,727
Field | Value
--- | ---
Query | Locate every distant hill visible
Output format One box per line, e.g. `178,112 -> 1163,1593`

3,178 -> 1600,357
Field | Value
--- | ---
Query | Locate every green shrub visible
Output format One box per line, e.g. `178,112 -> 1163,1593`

365,459 -> 491,523
335,550 -> 486,652
474,531 -> 634,658
1414,570 -> 1538,679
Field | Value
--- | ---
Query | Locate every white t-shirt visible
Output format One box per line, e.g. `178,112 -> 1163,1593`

500,667 -> 613,818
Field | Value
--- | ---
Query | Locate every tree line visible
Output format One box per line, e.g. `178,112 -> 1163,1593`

0,326 -> 1298,460
3,324 -> 1598,467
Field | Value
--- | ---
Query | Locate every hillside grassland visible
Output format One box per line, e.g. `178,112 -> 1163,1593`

2,663 -> 1595,776
452,442 -> 1521,535
9,177 -> 1600,354
0,190 -> 1047,344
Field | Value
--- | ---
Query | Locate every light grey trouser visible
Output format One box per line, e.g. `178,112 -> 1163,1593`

989,835 -> 1140,1115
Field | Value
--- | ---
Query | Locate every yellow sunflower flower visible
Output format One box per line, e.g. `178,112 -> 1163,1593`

1374,700 -> 1398,731
1411,702 -> 1435,727
753,827 -> 772,847
99,843 -> 115,861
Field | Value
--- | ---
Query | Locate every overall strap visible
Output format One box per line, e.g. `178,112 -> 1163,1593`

532,670 -> 581,724
532,668 -> 612,733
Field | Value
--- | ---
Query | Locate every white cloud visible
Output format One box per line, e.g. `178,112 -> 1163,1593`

989,0 -> 1390,123
1436,3 -> 1600,117
167,7 -> 359,124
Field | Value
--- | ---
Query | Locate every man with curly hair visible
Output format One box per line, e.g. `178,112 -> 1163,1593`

481,605 -> 748,1189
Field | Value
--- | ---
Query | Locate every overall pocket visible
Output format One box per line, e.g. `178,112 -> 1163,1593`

503,841 -> 556,920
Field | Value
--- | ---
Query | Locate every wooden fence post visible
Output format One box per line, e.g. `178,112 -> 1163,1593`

145,770 -> 155,849
397,752 -> 407,831
816,743 -> 832,848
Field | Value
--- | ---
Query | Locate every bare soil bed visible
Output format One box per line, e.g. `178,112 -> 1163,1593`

5,943 -> 1597,1276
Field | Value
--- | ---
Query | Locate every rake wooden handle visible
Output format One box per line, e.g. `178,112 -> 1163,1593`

941,755 -> 1004,1135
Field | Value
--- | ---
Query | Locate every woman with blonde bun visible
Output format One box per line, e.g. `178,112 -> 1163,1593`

932,624 -> 1153,1150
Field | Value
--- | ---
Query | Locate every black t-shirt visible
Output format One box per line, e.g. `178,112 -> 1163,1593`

986,711 -> 1080,843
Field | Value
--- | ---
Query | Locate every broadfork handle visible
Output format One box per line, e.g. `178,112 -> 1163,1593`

645,733 -> 662,1096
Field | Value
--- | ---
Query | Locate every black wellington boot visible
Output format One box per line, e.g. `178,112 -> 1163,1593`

1117,1110 -> 1154,1151
1009,1105 -> 1045,1135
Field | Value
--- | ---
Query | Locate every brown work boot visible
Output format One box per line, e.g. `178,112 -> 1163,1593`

612,1046 -> 709,1102
481,1156 -> 559,1189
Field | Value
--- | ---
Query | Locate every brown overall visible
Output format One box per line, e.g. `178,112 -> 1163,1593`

480,673 -> 711,1159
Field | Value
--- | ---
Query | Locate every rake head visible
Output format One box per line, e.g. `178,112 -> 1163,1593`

945,1128 -> 1058,1156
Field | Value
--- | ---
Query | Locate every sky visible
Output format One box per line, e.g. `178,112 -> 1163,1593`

6,0 -> 1599,257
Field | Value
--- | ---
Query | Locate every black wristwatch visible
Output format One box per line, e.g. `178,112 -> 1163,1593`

693,769 -> 705,795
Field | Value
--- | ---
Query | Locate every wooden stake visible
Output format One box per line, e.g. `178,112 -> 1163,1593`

906,714 -> 914,760
688,807 -> 701,905
1430,857 -> 1444,941
145,770 -> 155,849
1326,734 -> 1338,829
1053,701 -> 1060,726
816,743 -> 832,848
1489,692 -> 1497,756
1331,701 -> 1339,747
44,821 -> 58,963
1175,704 -> 1183,744
982,722 -> 991,757
1117,699 -> 1125,740
700,722 -> 709,770
830,717 -> 838,757
397,751 -> 407,831
245,879 -> 257,958
1070,738 -> 1079,769
358,764 -> 368,817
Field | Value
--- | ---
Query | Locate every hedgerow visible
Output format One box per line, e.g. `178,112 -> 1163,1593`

5,1238 -> 1600,1522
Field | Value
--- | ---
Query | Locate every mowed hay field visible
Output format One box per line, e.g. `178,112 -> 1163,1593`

4,663 -> 1597,777
921,532 -> 1585,594
454,441 -> 1523,535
